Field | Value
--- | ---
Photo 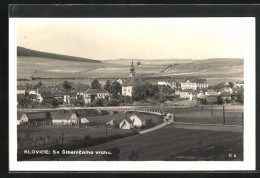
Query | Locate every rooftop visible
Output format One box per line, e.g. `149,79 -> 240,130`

122,77 -> 146,86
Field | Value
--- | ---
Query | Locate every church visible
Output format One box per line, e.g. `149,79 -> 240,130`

122,61 -> 146,97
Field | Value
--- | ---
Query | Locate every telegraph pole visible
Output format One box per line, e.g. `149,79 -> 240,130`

105,124 -> 108,137
223,105 -> 225,125
211,105 -> 213,117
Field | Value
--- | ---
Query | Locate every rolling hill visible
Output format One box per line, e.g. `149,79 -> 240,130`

17,46 -> 102,63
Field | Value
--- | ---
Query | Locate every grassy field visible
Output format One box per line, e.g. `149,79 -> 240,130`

17,126 -> 132,150
49,125 -> 243,161
166,106 -> 243,126
17,56 -> 243,86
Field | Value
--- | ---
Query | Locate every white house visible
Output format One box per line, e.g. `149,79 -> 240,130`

119,118 -> 133,129
158,80 -> 177,89
84,88 -> 109,103
17,112 -> 29,125
80,117 -> 89,124
130,115 -> 143,128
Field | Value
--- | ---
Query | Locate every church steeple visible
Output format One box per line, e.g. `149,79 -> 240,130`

129,60 -> 135,77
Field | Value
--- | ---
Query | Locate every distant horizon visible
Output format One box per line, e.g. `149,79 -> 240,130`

17,46 -> 243,61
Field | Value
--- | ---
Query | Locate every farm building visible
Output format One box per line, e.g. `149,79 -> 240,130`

17,86 -> 26,95
106,119 -> 116,126
129,114 -> 146,128
122,61 -> 146,97
26,112 -> 52,126
84,88 -> 109,104
52,110 -> 78,126
80,117 -> 89,124
119,118 -> 133,129
17,112 -> 29,125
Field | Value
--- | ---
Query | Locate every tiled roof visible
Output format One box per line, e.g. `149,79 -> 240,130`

184,77 -> 207,83
52,110 -> 76,120
122,77 -> 146,86
41,93 -> 54,98
17,86 -> 27,90
38,87 -> 54,93
26,112 -> 47,120
85,88 -> 109,94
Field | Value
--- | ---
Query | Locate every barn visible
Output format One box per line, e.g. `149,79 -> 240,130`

17,111 -> 29,125
26,112 -> 52,126
119,118 -> 133,129
52,110 -> 78,126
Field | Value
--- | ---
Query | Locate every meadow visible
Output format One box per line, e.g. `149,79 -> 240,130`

46,125 -> 243,161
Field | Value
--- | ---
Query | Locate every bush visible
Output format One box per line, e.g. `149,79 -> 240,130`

107,99 -> 120,106
84,135 -> 92,140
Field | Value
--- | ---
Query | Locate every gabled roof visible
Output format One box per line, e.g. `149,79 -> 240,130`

52,110 -> 76,120
122,77 -> 146,86
207,91 -> 219,96
17,111 -> 26,120
26,112 -> 47,120
85,88 -> 109,94
121,117 -> 133,124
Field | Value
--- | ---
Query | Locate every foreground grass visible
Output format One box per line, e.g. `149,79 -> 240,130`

38,125 -> 243,161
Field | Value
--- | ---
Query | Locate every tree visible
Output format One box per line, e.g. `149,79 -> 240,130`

146,85 -> 159,97
228,82 -> 234,88
128,150 -> 139,161
109,81 -> 122,95
62,81 -> 72,90
37,81 -> 43,87
137,61 -> 141,66
51,98 -> 59,108
104,80 -> 111,93
132,85 -> 147,101
93,98 -> 104,106
217,96 -> 223,105
107,99 -> 120,106
91,79 -> 101,89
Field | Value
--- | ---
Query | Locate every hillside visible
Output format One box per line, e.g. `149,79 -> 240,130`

17,47 -> 101,63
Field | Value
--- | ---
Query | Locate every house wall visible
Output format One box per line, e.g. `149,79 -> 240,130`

180,92 -> 190,98
17,90 -> 25,95
119,120 -> 132,129
130,115 -> 142,128
52,120 -> 72,125
181,82 -> 197,90
122,86 -> 133,96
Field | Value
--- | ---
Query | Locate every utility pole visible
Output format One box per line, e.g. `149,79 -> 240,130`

202,103 -> 203,110
223,105 -> 225,125
105,124 -> 108,137
211,105 -> 213,117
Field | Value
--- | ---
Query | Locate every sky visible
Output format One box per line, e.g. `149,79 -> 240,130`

17,18 -> 248,60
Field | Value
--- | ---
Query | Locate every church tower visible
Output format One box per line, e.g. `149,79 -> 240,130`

129,60 -> 135,77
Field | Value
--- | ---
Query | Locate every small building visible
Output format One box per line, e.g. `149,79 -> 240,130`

17,112 -> 29,125
80,117 -> 90,124
84,88 -> 109,104
26,112 -> 52,126
119,118 -> 133,129
130,114 -> 145,128
52,110 -> 78,126
233,81 -> 244,88
158,79 -> 177,89
117,79 -> 124,85
106,119 -> 116,126
17,86 -> 26,95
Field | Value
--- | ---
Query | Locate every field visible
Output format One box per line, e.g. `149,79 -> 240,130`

17,126 -> 132,150
17,56 -> 243,86
41,124 -> 242,161
166,106 -> 243,126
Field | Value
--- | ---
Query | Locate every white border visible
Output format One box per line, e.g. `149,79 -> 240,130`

9,18 -> 256,171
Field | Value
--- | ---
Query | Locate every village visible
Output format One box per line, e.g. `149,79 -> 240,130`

16,61 -> 244,161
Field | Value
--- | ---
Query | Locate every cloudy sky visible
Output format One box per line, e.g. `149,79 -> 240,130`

17,18 -> 248,60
